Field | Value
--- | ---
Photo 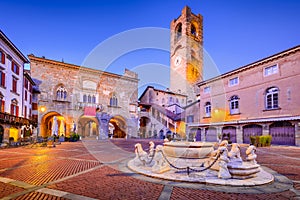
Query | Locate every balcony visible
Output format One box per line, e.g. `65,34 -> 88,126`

0,112 -> 37,127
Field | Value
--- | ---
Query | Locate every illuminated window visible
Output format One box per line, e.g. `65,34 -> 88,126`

191,24 -> 197,36
0,92 -> 4,112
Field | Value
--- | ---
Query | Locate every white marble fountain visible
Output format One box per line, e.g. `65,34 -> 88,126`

127,140 -> 274,186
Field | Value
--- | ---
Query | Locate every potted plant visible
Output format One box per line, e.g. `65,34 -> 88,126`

47,136 -> 56,147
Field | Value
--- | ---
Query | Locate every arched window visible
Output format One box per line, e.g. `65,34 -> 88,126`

205,102 -> 211,117
83,94 -> 87,103
191,24 -> 197,36
92,95 -> 96,104
56,85 -> 67,101
229,95 -> 239,115
175,23 -> 182,42
88,95 -> 91,103
110,94 -> 118,107
266,87 -> 279,109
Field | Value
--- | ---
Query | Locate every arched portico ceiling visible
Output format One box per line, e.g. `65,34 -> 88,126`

42,111 -> 62,122
78,115 -> 99,124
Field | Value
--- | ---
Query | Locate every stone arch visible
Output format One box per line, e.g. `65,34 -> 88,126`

191,22 -> 198,36
222,126 -> 237,143
77,115 -> 99,138
189,127 -> 201,141
242,124 -> 262,144
270,121 -> 295,145
159,129 -> 164,139
139,116 -> 151,138
40,111 -> 66,137
109,115 -> 127,138
205,127 -> 217,142
175,22 -> 182,42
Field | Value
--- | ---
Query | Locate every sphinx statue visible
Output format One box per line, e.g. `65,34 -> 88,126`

133,143 -> 149,166
217,140 -> 231,179
152,145 -> 171,174
246,145 -> 257,165
228,143 -> 243,166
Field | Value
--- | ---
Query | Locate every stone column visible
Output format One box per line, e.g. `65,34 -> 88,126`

294,121 -> 300,146
262,123 -> 269,136
97,112 -> 109,140
201,128 -> 205,141
236,125 -> 243,144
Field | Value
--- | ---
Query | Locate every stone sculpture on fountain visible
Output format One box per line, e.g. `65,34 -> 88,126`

246,145 -> 257,165
128,139 -> 273,186
217,140 -> 231,179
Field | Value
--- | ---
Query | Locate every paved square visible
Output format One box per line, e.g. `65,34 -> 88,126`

0,139 -> 299,199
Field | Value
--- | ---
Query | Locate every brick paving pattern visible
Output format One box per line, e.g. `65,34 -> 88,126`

12,192 -> 69,200
0,139 -> 299,199
0,182 -> 25,198
0,158 -> 101,185
48,165 -> 164,200
171,187 -> 296,200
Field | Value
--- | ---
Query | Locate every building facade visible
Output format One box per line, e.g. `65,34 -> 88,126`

0,30 -> 36,144
138,86 -> 187,138
29,55 -> 139,139
188,46 -> 300,146
139,6 -> 300,146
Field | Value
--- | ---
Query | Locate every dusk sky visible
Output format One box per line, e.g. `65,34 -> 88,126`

1,0 -> 300,92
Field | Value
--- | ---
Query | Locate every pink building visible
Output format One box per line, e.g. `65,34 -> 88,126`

188,45 -> 300,146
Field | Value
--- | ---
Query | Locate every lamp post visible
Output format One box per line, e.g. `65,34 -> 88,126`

37,105 -> 46,139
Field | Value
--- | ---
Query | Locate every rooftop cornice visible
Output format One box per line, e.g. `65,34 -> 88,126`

0,30 -> 29,63
28,55 -> 138,82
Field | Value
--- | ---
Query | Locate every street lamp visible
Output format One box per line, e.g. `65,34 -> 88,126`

37,105 -> 46,139
40,106 -> 46,113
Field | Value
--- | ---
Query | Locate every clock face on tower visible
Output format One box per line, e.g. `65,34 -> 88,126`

174,56 -> 182,67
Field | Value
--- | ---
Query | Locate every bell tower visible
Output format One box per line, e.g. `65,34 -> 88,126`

170,6 -> 203,100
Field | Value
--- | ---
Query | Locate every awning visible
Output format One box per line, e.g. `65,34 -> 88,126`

188,115 -> 300,127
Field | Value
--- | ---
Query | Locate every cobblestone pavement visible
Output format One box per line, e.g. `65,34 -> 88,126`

0,139 -> 299,200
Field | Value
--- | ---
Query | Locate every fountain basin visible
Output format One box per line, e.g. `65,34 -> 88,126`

163,141 -> 215,159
